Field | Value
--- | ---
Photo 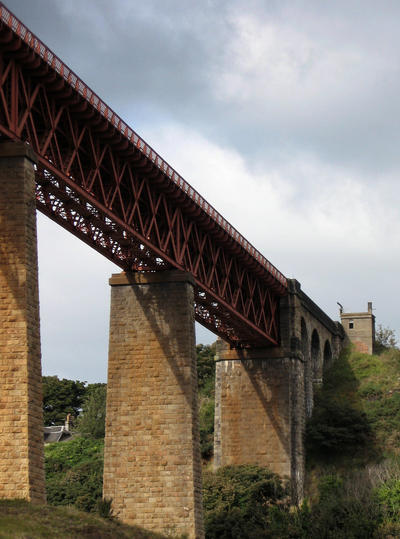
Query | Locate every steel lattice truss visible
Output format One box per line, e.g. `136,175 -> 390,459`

0,4 -> 287,347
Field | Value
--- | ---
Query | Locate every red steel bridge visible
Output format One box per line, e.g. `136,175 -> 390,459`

0,3 -> 288,348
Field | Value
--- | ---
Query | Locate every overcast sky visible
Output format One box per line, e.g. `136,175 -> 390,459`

8,0 -> 400,382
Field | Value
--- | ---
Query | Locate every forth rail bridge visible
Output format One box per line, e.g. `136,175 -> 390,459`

0,4 -> 346,538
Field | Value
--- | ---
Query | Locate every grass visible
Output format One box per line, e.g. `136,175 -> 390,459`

351,348 -> 400,452
306,346 -> 400,503
0,499 -> 168,538
310,347 -> 400,458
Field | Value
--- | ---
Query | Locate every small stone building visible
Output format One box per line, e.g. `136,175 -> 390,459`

340,302 -> 375,354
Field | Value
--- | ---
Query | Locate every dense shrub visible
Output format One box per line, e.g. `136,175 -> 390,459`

376,478 -> 400,523
201,465 -> 388,538
366,393 -> 400,434
199,397 -> 215,459
303,496 -> 380,538
301,474 -> 382,539
197,343 -> 216,394
374,325 -> 398,354
358,382 -> 383,400
306,397 -> 372,455
203,465 -> 288,538
45,437 -> 104,512
197,343 -> 216,460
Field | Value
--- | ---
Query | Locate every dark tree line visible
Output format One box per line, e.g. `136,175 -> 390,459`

43,376 -> 106,438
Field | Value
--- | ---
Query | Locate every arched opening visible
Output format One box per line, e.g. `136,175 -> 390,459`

323,340 -> 333,374
301,318 -> 313,417
311,329 -> 321,382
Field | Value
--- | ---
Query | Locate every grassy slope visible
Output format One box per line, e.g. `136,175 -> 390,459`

349,348 -> 400,451
306,346 -> 400,501
313,346 -> 400,456
0,500 -> 166,539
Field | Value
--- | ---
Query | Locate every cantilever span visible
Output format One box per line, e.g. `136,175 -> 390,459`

0,2 -> 287,347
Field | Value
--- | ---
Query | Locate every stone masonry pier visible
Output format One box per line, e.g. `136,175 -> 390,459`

103,271 -> 204,538
214,341 -> 305,503
214,279 -> 344,503
0,142 -> 45,503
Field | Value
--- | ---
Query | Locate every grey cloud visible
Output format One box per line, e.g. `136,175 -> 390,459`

10,0 -> 400,174
5,0 -> 400,380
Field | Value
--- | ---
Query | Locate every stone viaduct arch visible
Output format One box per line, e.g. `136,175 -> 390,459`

323,340 -> 333,373
311,329 -> 321,382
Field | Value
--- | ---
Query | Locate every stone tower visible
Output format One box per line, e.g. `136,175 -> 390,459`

340,302 -> 375,354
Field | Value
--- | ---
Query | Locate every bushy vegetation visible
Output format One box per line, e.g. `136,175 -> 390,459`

203,465 -> 289,538
374,324 -> 398,354
77,384 -> 107,439
306,349 -> 373,459
41,342 -> 400,537
196,343 -> 216,460
43,375 -> 107,427
306,397 -> 372,455
302,345 -> 400,537
307,346 -> 400,462
45,437 -> 104,512
202,461 -> 400,538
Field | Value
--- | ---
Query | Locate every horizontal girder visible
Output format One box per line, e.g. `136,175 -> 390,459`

0,3 -> 287,347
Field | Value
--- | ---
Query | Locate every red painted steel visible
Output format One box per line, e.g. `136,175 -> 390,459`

0,3 -> 287,347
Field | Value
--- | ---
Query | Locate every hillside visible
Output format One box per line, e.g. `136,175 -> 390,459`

0,499 -> 167,538
307,346 -> 400,469
11,344 -> 400,538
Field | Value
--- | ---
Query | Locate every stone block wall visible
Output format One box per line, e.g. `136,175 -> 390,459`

213,279 -> 345,503
0,142 -> 45,503
103,271 -> 204,538
214,342 -> 305,503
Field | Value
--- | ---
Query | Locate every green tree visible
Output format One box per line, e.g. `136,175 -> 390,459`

196,343 -> 216,460
43,376 -> 86,426
196,343 -> 216,393
77,385 -> 107,439
375,325 -> 398,353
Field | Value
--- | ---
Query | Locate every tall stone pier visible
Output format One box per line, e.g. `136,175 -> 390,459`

213,277 -> 345,503
103,271 -> 204,538
213,342 -> 305,503
213,282 -> 308,503
0,142 -> 46,503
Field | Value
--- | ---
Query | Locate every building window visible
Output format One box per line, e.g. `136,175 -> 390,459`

349,320 -> 354,329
